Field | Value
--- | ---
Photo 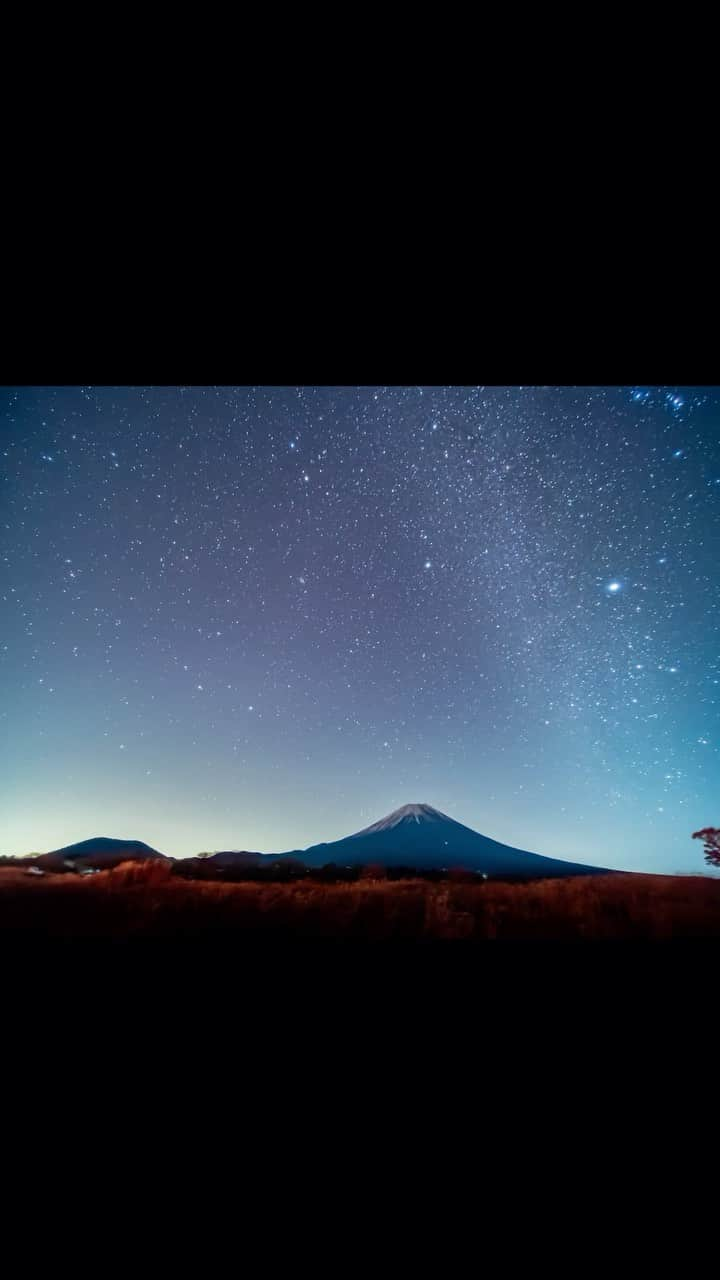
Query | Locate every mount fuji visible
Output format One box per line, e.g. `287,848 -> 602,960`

275,803 -> 609,878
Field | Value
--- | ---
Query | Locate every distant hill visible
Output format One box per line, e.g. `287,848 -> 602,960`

173,850 -> 267,879
34,837 -> 169,871
206,850 -> 264,868
273,802 -> 610,879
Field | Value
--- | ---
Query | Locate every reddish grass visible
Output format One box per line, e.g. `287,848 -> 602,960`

1,864 -> 719,941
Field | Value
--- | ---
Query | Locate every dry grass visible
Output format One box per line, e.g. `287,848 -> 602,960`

1,863 -> 719,941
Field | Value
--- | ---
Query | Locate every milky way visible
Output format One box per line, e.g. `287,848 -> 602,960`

2,385 -> 719,871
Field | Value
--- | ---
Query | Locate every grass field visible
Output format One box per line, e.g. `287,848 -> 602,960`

2,860 -> 720,942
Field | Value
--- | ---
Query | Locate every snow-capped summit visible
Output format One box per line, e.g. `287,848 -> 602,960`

352,803 -> 453,836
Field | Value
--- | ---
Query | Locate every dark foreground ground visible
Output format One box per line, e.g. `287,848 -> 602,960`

2,861 -> 719,944
3,862 -> 718,1134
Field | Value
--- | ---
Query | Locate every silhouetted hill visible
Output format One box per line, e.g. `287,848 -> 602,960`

34,837 -> 169,871
207,850 -> 264,868
275,803 -> 610,878
173,850 -> 265,879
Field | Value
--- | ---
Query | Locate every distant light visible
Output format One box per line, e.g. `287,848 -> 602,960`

607,581 -> 622,593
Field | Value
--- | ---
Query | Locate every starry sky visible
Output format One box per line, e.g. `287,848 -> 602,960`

2,385 -> 719,873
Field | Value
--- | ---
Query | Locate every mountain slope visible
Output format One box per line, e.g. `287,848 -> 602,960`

276,803 -> 610,878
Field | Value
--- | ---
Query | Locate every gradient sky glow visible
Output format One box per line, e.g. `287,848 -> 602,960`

2,385 -> 719,872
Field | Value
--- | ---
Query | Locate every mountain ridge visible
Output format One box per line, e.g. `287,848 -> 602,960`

273,802 -> 610,878
21,807 -> 612,878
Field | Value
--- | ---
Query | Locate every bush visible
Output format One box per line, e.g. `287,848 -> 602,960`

362,863 -> 387,880
105,858 -> 175,886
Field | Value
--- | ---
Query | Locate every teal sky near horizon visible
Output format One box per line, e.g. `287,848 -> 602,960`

2,385 -> 719,873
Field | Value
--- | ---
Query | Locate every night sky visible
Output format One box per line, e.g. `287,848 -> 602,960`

2,385 -> 719,873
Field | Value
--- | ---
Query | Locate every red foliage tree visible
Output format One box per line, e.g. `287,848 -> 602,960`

692,828 -> 720,868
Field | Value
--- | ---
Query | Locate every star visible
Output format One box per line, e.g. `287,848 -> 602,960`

3,383 -> 718,872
